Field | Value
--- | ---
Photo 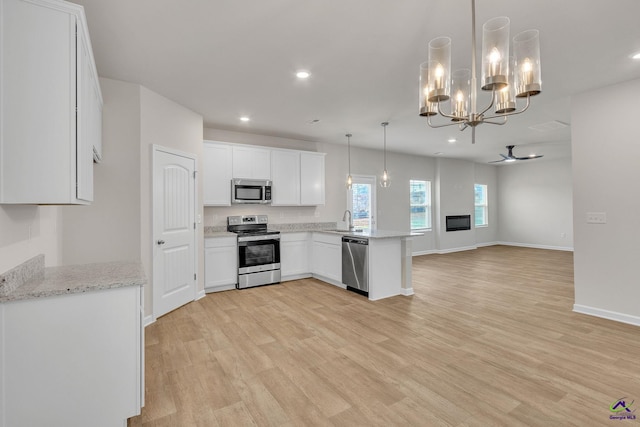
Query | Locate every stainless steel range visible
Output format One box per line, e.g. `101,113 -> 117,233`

227,215 -> 281,289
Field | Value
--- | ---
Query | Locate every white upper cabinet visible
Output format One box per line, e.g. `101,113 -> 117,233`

203,141 -> 232,206
300,152 -> 325,206
232,146 -> 271,180
201,142 -> 325,206
271,150 -> 301,206
0,0 -> 102,204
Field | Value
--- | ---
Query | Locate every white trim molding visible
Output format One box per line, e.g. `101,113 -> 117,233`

498,241 -> 574,252
573,304 -> 640,327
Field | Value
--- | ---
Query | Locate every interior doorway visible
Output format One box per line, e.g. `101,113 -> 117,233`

152,146 -> 196,318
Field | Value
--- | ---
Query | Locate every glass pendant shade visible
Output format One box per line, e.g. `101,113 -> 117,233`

451,69 -> 470,121
495,56 -> 516,113
481,17 -> 510,90
427,37 -> 451,102
345,133 -> 353,189
380,170 -> 390,188
419,62 -> 437,116
380,122 -> 390,188
513,29 -> 542,97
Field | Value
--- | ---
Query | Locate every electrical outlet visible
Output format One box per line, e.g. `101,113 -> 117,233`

586,212 -> 606,224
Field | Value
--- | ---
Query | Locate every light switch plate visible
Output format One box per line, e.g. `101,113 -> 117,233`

586,212 -> 606,224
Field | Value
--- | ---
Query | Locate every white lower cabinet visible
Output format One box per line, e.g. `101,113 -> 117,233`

280,232 -> 310,280
0,285 -> 142,427
311,233 -> 342,285
205,236 -> 238,292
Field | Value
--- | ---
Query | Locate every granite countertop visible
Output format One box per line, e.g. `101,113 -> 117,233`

203,222 -> 421,239
0,259 -> 146,303
314,229 -> 422,239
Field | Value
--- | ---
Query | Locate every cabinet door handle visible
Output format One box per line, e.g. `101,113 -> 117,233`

157,240 -> 165,245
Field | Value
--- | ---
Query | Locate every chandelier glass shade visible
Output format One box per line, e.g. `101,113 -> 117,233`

419,0 -> 541,142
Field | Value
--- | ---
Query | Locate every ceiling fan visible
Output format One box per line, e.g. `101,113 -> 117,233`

489,145 -> 544,163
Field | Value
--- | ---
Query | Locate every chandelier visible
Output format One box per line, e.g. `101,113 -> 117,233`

419,0 -> 541,143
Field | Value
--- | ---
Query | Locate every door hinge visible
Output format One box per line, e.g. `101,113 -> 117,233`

193,170 -> 197,179
194,222 -> 196,230
194,273 -> 197,281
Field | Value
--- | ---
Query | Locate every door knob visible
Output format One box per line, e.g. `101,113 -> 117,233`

157,240 -> 165,245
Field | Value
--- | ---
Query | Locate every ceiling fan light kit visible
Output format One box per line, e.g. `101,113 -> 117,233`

419,0 -> 542,143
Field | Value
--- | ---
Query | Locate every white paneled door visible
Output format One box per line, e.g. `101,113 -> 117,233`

153,146 -> 196,318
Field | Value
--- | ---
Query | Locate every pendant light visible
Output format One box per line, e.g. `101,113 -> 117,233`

380,122 -> 390,188
345,133 -> 353,189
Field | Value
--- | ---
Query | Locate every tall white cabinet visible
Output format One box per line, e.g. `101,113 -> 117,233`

0,0 -> 102,204
203,142 -> 233,206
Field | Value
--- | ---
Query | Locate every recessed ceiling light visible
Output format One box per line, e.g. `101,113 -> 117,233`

447,138 -> 457,143
632,52 -> 640,60
296,70 -> 311,79
434,152 -> 444,156
239,116 -> 250,122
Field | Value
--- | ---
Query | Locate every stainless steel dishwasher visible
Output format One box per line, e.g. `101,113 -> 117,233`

341,236 -> 369,296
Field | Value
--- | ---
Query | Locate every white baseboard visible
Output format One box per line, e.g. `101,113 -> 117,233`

401,287 -> 414,296
281,273 -> 313,282
204,284 -> 236,294
573,304 -> 640,327
196,289 -> 206,300
437,245 -> 478,254
412,249 -> 436,256
144,315 -> 155,327
498,241 -> 574,252
413,242 -> 573,256
477,241 -> 500,248
312,274 -> 346,289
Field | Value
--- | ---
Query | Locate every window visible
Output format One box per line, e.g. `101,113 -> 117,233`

474,184 -> 488,227
410,180 -> 431,230
348,175 -> 376,230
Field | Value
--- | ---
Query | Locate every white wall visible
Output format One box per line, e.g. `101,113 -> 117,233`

61,78 -> 141,265
572,78 -> 640,325
0,205 -> 60,273
475,162 -> 499,245
498,157 -> 573,250
435,158 -> 476,251
140,86 -> 204,316
58,78 -> 204,319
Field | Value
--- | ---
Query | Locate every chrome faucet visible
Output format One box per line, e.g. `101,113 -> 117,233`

342,210 -> 353,230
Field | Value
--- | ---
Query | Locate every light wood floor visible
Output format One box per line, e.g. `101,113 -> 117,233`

128,245 -> 640,426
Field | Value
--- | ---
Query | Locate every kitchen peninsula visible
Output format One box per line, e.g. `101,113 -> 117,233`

205,223 -> 421,300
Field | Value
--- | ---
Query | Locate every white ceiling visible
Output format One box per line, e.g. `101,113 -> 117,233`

73,0 -> 640,164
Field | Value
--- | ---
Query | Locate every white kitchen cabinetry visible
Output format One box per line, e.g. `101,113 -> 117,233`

271,150 -> 325,206
280,232 -> 311,280
205,236 -> 238,292
311,233 -> 343,285
203,141 -> 233,206
232,146 -> 271,180
271,150 -> 301,205
300,152 -> 325,205
0,0 -> 102,204
0,285 -> 142,427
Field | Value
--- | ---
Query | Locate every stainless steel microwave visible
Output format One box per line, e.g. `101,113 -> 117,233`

231,179 -> 272,204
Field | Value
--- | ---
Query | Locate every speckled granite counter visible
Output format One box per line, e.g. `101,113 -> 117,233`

0,258 -> 146,303
314,229 -> 422,239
